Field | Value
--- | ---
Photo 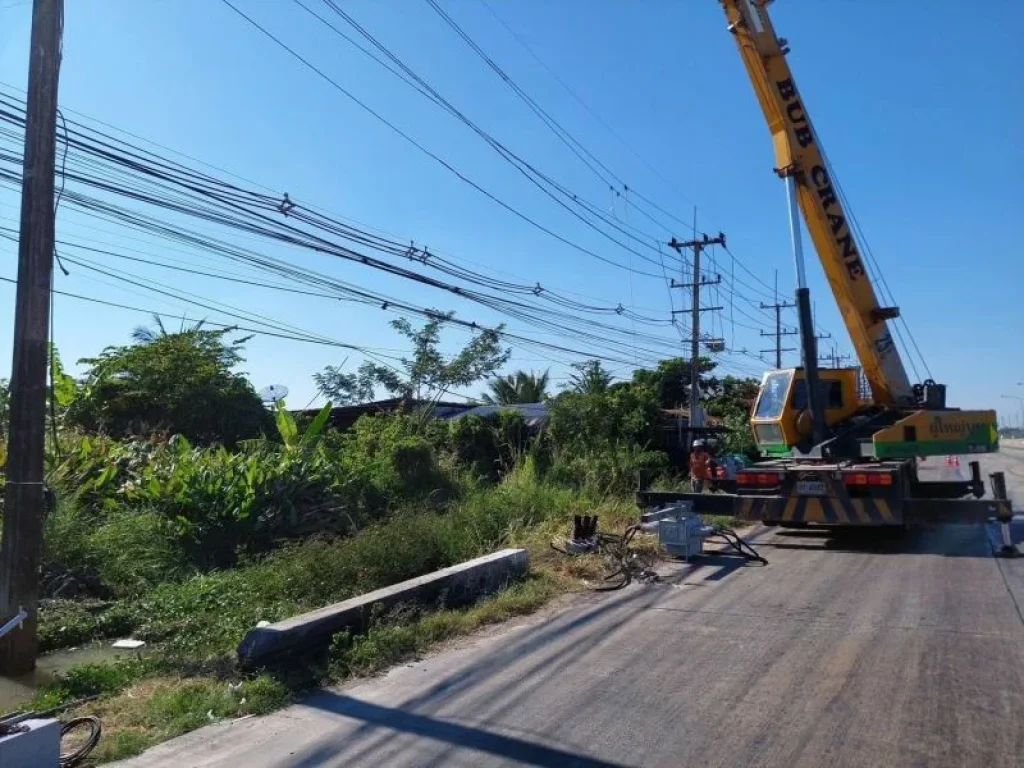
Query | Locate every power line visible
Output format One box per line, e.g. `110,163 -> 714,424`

0,100 -> 689,358
0,79 -> 784,379
216,0 -> 673,280
441,0 -> 835,344
415,3 -> 845,355
0,68 -> 797,359
300,0 -> 678,262
0,77 -> 678,317
475,0 -> 706,225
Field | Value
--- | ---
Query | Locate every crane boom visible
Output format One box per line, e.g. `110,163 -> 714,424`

720,0 -> 914,406
635,0 -> 1008,536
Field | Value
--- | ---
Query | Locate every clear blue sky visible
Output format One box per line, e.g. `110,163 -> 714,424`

0,0 -> 1021,414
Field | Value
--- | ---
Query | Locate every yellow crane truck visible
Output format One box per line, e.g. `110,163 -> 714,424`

640,0 -> 1015,535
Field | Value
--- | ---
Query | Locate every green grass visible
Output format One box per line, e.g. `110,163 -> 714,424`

76,674 -> 291,763
17,470 -> 639,763
18,464 -> 645,764
54,575 -> 564,764
37,599 -> 136,653
330,574 -> 563,678
37,465 -> 624,657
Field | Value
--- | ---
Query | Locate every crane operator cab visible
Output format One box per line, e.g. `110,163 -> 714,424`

750,368 -> 863,457
750,367 -> 1000,460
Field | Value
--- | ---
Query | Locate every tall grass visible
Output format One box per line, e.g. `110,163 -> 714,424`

21,412 -> 656,762
36,457 -> 610,658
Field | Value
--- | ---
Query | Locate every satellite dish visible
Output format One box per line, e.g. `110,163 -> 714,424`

259,384 -> 289,405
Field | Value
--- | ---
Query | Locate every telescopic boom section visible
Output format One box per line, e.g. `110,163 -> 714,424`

720,0 -> 914,406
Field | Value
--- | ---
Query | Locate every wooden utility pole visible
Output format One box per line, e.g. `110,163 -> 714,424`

669,229 -> 725,431
0,0 -> 64,675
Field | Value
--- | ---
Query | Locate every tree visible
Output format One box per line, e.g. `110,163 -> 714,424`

707,375 -> 761,418
48,344 -> 78,411
566,360 -> 612,395
630,356 -> 719,410
549,384 -> 660,451
315,312 -> 510,407
0,378 -> 8,430
624,356 -> 761,458
66,323 -> 271,446
546,382 -> 667,493
312,364 -> 374,406
130,314 -> 206,344
481,369 -> 550,405
707,375 -> 761,458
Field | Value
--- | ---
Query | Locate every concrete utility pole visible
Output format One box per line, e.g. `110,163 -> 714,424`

0,0 -> 64,675
760,272 -> 796,368
669,228 -> 725,430
819,347 -> 852,370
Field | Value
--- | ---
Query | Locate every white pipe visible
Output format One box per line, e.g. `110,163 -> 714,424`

0,607 -> 27,641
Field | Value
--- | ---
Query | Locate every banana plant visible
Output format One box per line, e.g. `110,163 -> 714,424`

275,401 -> 333,452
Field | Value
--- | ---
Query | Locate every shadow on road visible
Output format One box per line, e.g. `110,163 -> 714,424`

287,693 -> 636,768
761,524 -> 1009,557
297,548 -> 755,766
262,518 -> 1024,767
664,552 -> 763,582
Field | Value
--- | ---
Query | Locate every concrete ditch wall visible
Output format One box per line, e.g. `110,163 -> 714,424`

238,548 -> 529,668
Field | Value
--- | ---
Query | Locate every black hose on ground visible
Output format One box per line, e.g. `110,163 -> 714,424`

708,525 -> 768,565
60,716 -> 102,768
552,520 -> 766,590
551,523 -> 657,591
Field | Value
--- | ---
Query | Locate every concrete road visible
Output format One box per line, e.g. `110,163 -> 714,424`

117,447 -> 1024,768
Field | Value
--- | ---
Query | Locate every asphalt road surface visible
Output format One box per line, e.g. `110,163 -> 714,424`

117,446 -> 1024,768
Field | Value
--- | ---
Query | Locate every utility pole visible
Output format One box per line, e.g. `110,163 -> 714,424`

669,229 -> 725,431
1001,395 -> 1024,433
760,272 -> 796,368
0,0 -> 64,675
819,347 -> 852,369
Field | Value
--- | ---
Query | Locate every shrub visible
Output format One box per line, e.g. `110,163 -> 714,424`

337,414 -> 449,504
37,463 -> 588,658
545,384 -> 668,495
45,432 -> 387,577
85,510 -> 193,596
549,443 -> 668,496
122,440 -> 384,568
42,413 -> 459,593
445,410 -> 527,482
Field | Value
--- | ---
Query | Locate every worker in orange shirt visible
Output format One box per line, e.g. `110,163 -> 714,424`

689,440 -> 711,493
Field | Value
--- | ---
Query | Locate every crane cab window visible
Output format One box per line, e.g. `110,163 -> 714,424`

791,379 -> 844,411
754,371 -> 793,419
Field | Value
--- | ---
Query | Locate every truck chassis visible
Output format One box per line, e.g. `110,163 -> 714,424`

638,460 -> 1014,528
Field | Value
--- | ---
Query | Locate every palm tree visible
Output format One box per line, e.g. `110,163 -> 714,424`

132,314 -> 206,344
482,369 -> 550,405
567,360 -> 612,395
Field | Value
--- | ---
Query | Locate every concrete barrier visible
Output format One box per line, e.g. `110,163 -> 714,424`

237,548 -> 529,668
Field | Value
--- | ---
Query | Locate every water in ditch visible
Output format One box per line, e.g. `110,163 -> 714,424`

0,641 -> 132,713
